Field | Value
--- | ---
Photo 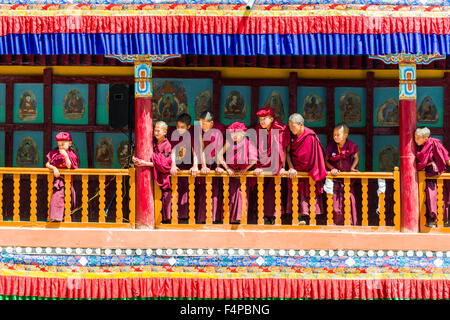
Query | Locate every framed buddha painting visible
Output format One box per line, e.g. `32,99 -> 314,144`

14,83 -> 44,124
416,87 -> 443,128
334,87 -> 366,127
94,133 -> 134,169
297,86 -> 326,127
373,135 -> 399,172
13,131 -> 43,167
52,84 -> 89,125
259,86 -> 289,124
220,86 -> 251,126
374,87 -> 398,127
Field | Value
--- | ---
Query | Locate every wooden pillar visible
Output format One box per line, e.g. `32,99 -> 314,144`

134,58 -> 155,229
398,63 -> 418,233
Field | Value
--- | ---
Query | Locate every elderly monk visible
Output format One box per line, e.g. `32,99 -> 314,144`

46,132 -> 79,222
195,111 -> 226,224
286,113 -> 327,225
325,123 -> 359,226
216,121 -> 258,224
249,107 -> 290,225
168,113 -> 199,223
133,121 -> 173,223
415,127 -> 450,227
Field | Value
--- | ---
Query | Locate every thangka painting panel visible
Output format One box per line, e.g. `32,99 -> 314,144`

220,86 -> 251,126
373,87 -> 399,127
96,84 -> 110,125
13,131 -> 43,167
0,83 -> 5,123
416,87 -> 443,128
14,83 -> 44,124
0,131 -> 4,166
152,78 -> 213,125
52,84 -> 89,125
297,86 -> 327,127
334,87 -> 366,127
259,86 -> 289,124
94,132 -> 134,169
52,131 -> 87,169
373,135 -> 399,172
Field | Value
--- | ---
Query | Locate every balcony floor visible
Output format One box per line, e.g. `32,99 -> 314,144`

0,227 -> 449,252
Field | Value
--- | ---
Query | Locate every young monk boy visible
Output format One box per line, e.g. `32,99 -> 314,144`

46,131 -> 79,222
216,121 -> 258,224
195,111 -> 226,224
133,121 -> 173,223
325,123 -> 359,225
169,113 -> 199,223
415,127 -> 450,227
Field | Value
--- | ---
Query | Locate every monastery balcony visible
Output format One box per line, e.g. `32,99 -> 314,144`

0,165 -> 445,234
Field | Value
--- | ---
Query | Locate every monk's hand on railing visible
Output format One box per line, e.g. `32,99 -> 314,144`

278,168 -> 286,176
330,168 -> 340,176
226,168 -> 235,176
200,166 -> 211,175
351,168 -> 359,172
170,166 -> 180,176
287,168 -> 297,178
189,166 -> 199,177
215,167 -> 225,174
53,168 -> 60,178
254,168 -> 263,176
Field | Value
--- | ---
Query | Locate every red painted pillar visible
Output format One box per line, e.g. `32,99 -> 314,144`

398,63 -> 419,233
134,59 -> 155,229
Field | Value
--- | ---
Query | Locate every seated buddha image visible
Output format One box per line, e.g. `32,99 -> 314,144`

263,91 -> 285,122
303,94 -> 324,123
117,140 -> 131,168
16,137 -> 39,167
418,96 -> 438,124
63,89 -> 86,120
224,90 -> 247,120
379,145 -> 399,172
339,92 -> 361,124
18,90 -> 37,121
153,80 -> 188,125
95,137 -> 114,168
195,89 -> 212,120
376,98 -> 399,127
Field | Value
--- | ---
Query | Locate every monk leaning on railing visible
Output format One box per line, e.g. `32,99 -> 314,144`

415,127 -> 450,228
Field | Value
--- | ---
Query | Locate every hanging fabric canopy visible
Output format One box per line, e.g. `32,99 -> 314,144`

0,1 -> 449,56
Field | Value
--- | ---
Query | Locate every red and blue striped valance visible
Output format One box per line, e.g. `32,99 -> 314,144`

0,3 -> 449,56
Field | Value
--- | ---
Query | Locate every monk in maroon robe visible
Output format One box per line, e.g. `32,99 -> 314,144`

133,121 -> 173,223
195,111 -> 226,223
325,123 -> 359,226
168,113 -> 198,222
249,107 -> 290,224
286,113 -> 327,225
46,132 -> 79,222
415,127 -> 450,227
216,122 -> 258,223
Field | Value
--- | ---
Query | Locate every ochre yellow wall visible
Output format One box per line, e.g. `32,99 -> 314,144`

0,65 -> 446,79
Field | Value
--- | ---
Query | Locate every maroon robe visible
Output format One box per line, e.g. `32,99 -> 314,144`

152,138 -> 173,222
249,119 -> 290,220
326,139 -> 359,225
286,127 -> 327,217
47,147 -> 79,222
196,122 -> 226,223
227,138 -> 258,223
416,137 -> 450,223
169,127 -> 194,220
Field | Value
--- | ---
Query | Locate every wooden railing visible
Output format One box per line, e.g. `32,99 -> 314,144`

0,167 -> 135,228
419,171 -> 450,233
154,168 -> 401,231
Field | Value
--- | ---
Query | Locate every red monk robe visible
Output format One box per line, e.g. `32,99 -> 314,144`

47,147 -> 79,222
249,112 -> 290,222
326,139 -> 359,225
196,122 -> 226,223
152,137 -> 173,222
225,123 -> 258,223
416,137 -> 450,225
286,127 -> 327,218
168,126 -> 194,220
